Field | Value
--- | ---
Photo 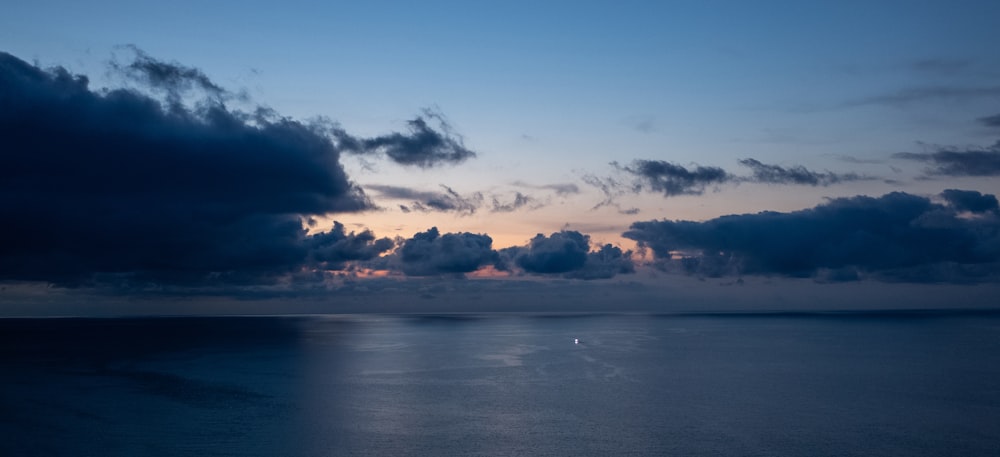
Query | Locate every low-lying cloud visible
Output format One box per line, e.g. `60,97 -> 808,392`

623,190 -> 1000,283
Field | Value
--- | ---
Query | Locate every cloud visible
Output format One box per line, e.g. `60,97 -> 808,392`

368,184 -> 482,215
306,222 -> 395,270
893,141 -> 1000,176
940,189 -> 999,214
394,227 -> 499,276
336,108 -> 476,168
978,113 -> 1000,128
616,160 -> 731,196
0,50 -> 402,287
623,191 -> 1000,283
845,85 -> 1000,108
491,192 -> 534,213
110,45 -> 227,106
738,158 -> 867,186
501,231 -> 634,279
909,58 -> 971,75
511,181 -> 580,196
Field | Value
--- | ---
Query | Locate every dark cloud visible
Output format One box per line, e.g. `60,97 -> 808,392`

306,222 -> 395,270
623,191 -> 1000,283
893,141 -> 1000,176
110,45 -> 226,105
566,244 -> 635,280
978,113 -> 1000,128
616,160 -> 731,196
0,50 -> 394,287
513,231 -> 590,274
738,158 -> 867,186
368,184 -> 482,215
395,228 -> 498,276
940,189 -> 999,214
337,109 -> 476,168
501,231 -> 634,280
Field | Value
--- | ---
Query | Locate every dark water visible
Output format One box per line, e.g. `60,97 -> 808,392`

2,311 -> 1000,456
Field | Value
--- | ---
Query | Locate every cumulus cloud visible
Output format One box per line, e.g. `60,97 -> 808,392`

617,160 -> 731,196
500,231 -> 634,279
623,191 -> 1000,283
940,189 -> 999,214
0,50 -> 476,288
306,222 -> 395,270
394,227 -> 498,276
738,158 -> 867,186
893,141 -> 1000,176
336,109 -> 476,168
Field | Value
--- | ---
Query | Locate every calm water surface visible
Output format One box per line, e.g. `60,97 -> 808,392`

2,312 -> 999,456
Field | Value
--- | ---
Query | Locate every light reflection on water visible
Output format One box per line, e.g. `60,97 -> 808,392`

2,312 -> 999,456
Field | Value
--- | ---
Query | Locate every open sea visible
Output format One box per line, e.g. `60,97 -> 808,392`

2,311 -> 999,456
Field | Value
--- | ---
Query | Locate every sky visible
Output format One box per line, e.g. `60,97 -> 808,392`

2,0 -> 1000,315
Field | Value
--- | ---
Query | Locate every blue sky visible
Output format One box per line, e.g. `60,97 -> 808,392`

2,1 -> 1000,314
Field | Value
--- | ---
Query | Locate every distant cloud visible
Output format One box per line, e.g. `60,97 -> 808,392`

511,181 -> 580,196
491,192 -> 534,213
893,141 -> 1000,176
616,160 -> 731,196
829,154 -> 884,165
940,189 -> 999,214
336,109 -> 477,168
738,158 -> 868,186
368,184 -> 482,215
909,58 -> 972,75
978,113 -> 1000,128
109,45 -> 229,106
500,231 -> 634,279
624,114 -> 657,133
394,227 -> 499,276
307,222 -> 395,270
845,85 -> 1000,108
623,191 -> 1000,283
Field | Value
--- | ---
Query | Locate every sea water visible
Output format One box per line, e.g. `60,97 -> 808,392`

2,312 -> 999,456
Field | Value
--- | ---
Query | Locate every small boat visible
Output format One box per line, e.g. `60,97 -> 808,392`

574,338 -> 579,344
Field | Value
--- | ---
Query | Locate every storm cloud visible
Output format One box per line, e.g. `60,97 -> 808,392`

623,191 -> 1000,283
0,50 -> 450,287
738,158 -> 866,186
893,141 -> 1000,176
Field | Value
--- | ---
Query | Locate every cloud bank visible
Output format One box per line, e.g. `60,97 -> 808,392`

623,191 -> 1000,283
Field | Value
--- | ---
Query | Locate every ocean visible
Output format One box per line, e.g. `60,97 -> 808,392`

2,311 -> 999,456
